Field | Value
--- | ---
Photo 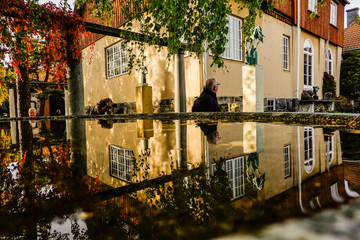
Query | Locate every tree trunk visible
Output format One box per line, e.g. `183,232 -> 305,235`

16,63 -> 31,117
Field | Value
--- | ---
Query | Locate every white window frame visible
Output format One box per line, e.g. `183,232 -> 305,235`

325,48 -> 333,75
217,15 -> 242,61
110,145 -> 132,182
106,41 -> 128,79
267,98 -> 276,111
304,127 -> 315,173
283,35 -> 289,70
304,39 -> 314,89
330,1 -> 337,26
325,135 -> 334,165
308,0 -> 317,13
284,145 -> 291,178
212,156 -> 245,199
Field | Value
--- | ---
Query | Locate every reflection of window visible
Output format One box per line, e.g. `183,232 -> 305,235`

283,36 -> 289,70
304,39 -> 313,88
212,157 -> 245,199
331,182 -> 344,203
110,145 -> 132,181
267,99 -> 276,111
330,1 -> 337,26
308,0 -> 317,13
304,127 -> 314,173
284,145 -> 291,178
310,196 -> 321,209
106,41 -> 128,78
325,48 -> 333,75
325,135 -> 334,165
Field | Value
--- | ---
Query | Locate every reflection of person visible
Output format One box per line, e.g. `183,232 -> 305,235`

91,98 -> 113,115
97,119 -> 113,129
192,78 -> 221,112
28,108 -> 37,117
198,122 -> 221,145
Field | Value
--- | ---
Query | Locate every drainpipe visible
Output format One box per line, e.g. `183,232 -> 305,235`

297,126 -> 307,214
202,42 -> 208,87
175,47 -> 186,113
296,0 -> 301,100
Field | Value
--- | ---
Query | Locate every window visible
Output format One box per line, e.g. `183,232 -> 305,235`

212,156 -> 245,199
284,145 -> 291,178
308,0 -> 317,13
283,36 -> 289,70
325,135 -> 334,165
331,182 -> 344,203
330,1 -> 337,26
325,48 -> 333,75
304,39 -> 314,88
267,99 -> 276,111
218,15 -> 242,61
304,127 -> 314,173
110,145 -> 132,181
106,41 -> 128,78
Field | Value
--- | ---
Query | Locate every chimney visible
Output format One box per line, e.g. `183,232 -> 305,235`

347,7 -> 359,26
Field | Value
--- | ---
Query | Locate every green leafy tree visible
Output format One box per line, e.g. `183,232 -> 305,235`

340,50 -> 360,101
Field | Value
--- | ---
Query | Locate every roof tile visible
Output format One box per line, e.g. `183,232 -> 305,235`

344,22 -> 360,50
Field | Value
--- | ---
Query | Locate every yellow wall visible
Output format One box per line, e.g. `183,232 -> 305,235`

86,120 -> 204,188
82,2 -> 342,109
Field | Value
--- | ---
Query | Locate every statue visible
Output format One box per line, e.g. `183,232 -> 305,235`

245,26 -> 264,65
313,86 -> 320,100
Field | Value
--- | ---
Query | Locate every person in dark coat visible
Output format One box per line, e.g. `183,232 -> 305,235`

192,78 -> 221,112
91,98 -> 113,115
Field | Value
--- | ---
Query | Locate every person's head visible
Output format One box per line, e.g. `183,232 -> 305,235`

28,108 -> 36,117
205,78 -> 220,93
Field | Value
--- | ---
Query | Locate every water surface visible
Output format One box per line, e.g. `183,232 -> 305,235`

0,118 -> 359,239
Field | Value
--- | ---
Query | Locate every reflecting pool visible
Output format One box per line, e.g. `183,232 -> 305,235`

0,118 -> 359,239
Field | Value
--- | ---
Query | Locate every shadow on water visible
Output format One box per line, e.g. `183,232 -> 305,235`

0,118 -> 359,239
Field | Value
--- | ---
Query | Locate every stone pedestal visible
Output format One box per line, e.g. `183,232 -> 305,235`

136,83 -> 153,113
137,120 -> 154,139
242,65 -> 264,112
243,122 -> 264,154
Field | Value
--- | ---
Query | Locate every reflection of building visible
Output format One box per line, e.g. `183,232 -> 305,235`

87,120 -> 359,215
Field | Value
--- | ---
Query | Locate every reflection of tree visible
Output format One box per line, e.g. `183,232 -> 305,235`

246,153 -> 265,190
132,158 -> 234,239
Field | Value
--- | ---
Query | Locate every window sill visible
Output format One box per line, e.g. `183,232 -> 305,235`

330,24 -> 338,29
307,9 -> 320,17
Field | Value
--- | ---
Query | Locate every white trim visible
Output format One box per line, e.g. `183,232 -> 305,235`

331,182 -> 344,203
303,39 -> 314,88
330,1 -> 337,26
110,145 -> 132,181
325,48 -> 334,75
212,156 -> 245,199
308,0 -> 317,13
325,135 -> 334,165
210,15 -> 242,62
283,35 -> 290,70
284,145 -> 291,177
267,98 -> 276,111
304,127 -> 315,173
106,41 -> 128,79
345,180 -> 360,198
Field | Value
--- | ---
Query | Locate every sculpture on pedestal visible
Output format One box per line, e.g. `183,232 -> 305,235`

245,26 -> 264,65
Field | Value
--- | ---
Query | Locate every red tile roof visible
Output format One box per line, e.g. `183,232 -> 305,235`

344,22 -> 360,50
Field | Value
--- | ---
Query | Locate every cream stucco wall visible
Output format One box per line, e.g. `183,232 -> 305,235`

82,36 -> 201,108
82,1 -> 342,110
86,120 -> 205,188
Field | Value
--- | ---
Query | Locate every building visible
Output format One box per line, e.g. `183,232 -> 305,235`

343,8 -> 360,57
80,0 -> 349,113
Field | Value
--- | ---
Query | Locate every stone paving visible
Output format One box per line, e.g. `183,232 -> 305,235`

217,198 -> 360,240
